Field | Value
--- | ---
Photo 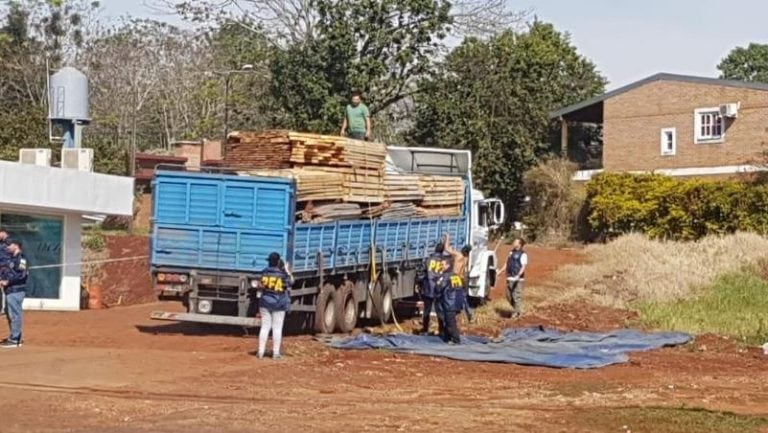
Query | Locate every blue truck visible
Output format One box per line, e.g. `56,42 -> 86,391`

149,146 -> 505,333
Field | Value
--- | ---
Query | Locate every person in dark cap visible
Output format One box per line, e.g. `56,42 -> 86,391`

0,239 -> 27,348
256,252 -> 292,359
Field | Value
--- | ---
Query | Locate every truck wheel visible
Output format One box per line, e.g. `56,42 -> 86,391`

335,281 -> 358,333
314,283 -> 337,334
372,278 -> 392,324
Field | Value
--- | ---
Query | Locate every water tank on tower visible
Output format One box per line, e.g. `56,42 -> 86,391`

49,66 -> 91,148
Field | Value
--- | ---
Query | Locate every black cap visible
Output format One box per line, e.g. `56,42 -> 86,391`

461,244 -> 472,255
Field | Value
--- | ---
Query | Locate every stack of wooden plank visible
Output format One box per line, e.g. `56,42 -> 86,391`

418,175 -> 465,206
237,169 -> 345,202
416,205 -> 462,218
383,174 -> 424,202
416,175 -> 465,217
225,130 -> 292,169
364,202 -> 420,220
300,202 -> 362,223
287,132 -> 387,171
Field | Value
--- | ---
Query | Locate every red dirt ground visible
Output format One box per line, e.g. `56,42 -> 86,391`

0,243 -> 765,433
93,235 -> 153,307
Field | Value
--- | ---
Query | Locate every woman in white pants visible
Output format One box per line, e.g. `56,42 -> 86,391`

257,253 -> 292,359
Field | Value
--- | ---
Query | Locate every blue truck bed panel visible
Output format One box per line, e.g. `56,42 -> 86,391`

152,172 -> 295,272
151,171 -> 469,275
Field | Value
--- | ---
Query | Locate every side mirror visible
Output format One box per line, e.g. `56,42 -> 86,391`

483,199 -> 505,229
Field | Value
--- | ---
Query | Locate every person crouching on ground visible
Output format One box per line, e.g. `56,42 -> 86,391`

506,238 -> 528,318
257,252 -> 292,359
0,239 -> 27,348
437,257 -> 462,344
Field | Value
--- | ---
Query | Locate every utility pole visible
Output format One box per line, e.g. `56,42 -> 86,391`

217,64 -> 255,160
222,73 -> 231,158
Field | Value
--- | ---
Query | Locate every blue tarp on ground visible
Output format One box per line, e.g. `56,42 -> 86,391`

329,327 -> 691,369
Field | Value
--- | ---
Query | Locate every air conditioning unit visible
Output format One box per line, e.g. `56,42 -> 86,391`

18,148 -> 52,167
719,102 -> 740,118
61,148 -> 94,172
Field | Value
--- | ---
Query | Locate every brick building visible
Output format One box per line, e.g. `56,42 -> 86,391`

551,73 -> 768,180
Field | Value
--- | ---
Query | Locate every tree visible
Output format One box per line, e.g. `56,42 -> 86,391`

718,43 -> 768,83
157,0 -> 526,45
409,22 -> 605,217
0,0 -> 98,161
270,0 -> 453,133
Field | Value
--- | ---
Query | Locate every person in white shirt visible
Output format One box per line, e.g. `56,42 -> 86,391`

505,238 -> 528,318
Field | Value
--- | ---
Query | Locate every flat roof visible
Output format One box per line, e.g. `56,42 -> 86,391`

0,161 -> 134,216
551,73 -> 768,122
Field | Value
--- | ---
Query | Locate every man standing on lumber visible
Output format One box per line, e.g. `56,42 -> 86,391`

340,90 -> 371,140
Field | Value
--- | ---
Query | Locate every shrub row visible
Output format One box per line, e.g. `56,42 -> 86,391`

586,173 -> 768,240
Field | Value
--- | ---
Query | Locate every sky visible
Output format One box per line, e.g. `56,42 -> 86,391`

100,0 -> 767,90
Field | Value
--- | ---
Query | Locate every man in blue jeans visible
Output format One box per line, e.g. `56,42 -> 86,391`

0,239 -> 28,348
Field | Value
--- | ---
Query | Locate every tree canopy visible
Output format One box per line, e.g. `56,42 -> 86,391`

409,22 -> 606,208
718,43 -> 768,83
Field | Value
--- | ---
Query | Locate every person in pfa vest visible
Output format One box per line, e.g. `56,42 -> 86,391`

420,241 -> 447,335
257,252 -> 292,359
0,239 -> 28,348
506,238 -> 528,318
437,257 -> 462,344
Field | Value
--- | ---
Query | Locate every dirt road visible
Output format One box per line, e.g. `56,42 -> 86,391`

0,247 -> 766,433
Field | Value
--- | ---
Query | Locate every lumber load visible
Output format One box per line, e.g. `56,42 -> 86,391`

417,205 -> 462,218
237,168 -> 345,202
286,132 -> 387,171
418,175 -> 465,207
383,174 -> 424,202
300,202 -> 362,223
364,202 -> 420,220
225,130 -> 292,169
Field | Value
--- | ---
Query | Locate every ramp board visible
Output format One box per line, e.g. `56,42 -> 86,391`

151,311 -> 261,327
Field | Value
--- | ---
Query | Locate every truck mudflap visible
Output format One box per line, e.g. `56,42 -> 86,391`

150,311 -> 261,327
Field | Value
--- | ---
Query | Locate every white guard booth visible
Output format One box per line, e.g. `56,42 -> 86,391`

0,160 -> 134,311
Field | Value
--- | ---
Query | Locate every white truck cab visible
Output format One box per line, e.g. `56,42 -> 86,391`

386,146 -> 506,302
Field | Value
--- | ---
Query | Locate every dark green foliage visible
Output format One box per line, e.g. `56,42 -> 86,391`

718,43 -> 768,83
409,22 -> 606,217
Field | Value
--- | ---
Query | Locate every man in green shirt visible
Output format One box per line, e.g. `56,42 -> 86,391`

340,91 -> 371,140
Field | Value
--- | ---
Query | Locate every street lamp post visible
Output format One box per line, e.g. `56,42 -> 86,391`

218,64 -> 255,159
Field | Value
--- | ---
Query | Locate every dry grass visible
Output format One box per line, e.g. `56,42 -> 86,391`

555,232 -> 768,308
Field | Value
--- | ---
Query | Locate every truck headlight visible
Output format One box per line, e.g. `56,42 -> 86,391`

179,274 -> 188,283
198,300 -> 212,314
250,280 -> 260,289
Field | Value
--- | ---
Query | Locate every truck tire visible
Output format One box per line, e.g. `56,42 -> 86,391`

372,278 -> 392,324
314,283 -> 337,334
335,281 -> 358,333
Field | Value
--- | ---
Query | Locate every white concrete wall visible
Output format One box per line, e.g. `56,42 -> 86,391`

0,160 -> 134,216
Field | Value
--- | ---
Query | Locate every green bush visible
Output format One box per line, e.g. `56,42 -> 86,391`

586,173 -> 768,240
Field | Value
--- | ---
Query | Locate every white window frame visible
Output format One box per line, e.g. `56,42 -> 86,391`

694,107 -> 725,144
660,127 -> 676,156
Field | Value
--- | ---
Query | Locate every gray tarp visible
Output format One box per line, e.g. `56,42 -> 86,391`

329,326 -> 691,369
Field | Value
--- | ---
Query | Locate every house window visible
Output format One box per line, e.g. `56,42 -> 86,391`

694,107 -> 724,143
660,128 -> 676,156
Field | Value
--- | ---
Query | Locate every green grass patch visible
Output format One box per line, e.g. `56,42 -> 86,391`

575,407 -> 768,433
638,270 -> 768,345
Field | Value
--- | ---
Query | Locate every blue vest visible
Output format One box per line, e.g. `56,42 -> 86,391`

421,252 -> 446,298
258,266 -> 291,311
438,270 -> 463,311
2,253 -> 28,293
506,250 -> 525,278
